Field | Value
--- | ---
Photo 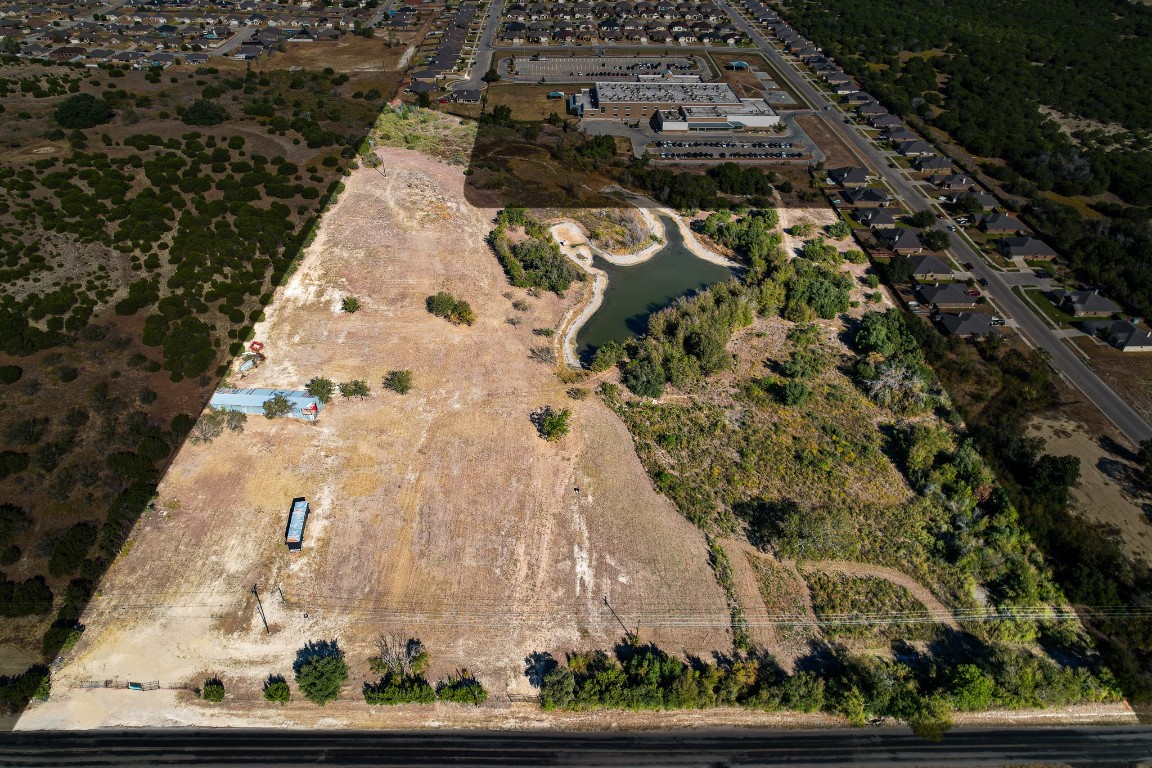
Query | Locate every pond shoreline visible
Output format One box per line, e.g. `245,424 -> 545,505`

550,197 -> 738,368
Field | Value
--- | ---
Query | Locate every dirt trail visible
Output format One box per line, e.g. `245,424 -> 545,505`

797,560 -> 960,631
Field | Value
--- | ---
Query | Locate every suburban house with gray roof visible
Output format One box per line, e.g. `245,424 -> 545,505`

917,284 -> 977,310
1000,236 -> 1056,261
937,312 -> 994,337
1052,290 -> 1121,318
906,254 -> 955,281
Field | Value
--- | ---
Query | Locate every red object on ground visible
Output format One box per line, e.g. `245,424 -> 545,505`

249,341 -> 265,353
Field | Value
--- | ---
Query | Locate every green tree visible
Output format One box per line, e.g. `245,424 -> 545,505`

436,671 -> 488,705
589,340 -> 625,372
921,229 -> 951,251
383,370 -> 413,394
294,640 -> 349,705
263,393 -> 292,419
533,406 -> 571,441
341,296 -> 361,313
182,99 -> 230,126
53,94 -> 114,129
225,410 -> 246,434
826,220 -> 852,239
776,379 -> 811,406
907,209 -> 937,229
1137,439 -> 1152,485
263,675 -> 291,705
482,67 -> 500,83
306,377 -> 335,404
202,677 -> 225,702
338,380 -> 371,399
190,408 -> 226,443
622,352 -> 666,398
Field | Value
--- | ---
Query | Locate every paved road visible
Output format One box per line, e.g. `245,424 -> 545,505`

717,0 -> 1152,446
452,0 -> 505,90
1,726 -> 1150,766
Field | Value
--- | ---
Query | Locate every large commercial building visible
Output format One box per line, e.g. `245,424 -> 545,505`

568,78 -> 779,132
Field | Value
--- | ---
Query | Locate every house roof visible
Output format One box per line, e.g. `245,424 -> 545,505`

827,166 -> 868,186
907,254 -> 954,276
1107,320 -> 1152,350
938,312 -> 993,336
1053,290 -> 1121,315
209,388 -> 323,417
917,283 -> 975,307
979,212 -> 1022,231
877,227 -> 923,250
842,187 -> 889,204
1001,236 -> 1055,258
856,208 -> 896,226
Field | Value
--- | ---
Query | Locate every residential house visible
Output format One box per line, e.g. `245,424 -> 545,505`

1000,236 -> 1056,261
896,140 -> 935,157
917,283 -> 977,310
1105,320 -> 1152,352
937,312 -> 994,337
826,166 -> 869,188
1052,290 -> 1121,318
906,254 -> 955,281
978,211 -> 1023,234
913,155 -> 951,172
855,208 -> 897,228
876,228 -> 924,255
842,187 -> 890,207
931,174 -> 973,191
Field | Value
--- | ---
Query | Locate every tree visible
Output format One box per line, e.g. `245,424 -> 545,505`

262,393 -> 292,419
426,292 -> 476,326
826,220 -> 852,239
921,229 -> 951,252
590,340 -> 625,372
53,94 -> 113,129
383,370 -> 413,394
908,209 -> 937,228
776,379 -> 812,406
532,406 -> 571,441
338,379 -> 371,399
181,99 -> 229,126
482,67 -> 500,83
372,635 -> 428,676
1137,439 -> 1152,485
306,377 -> 335,404
417,91 -> 432,108
263,674 -> 291,705
341,296 -> 361,313
436,671 -> 488,705
622,352 -> 666,398
294,640 -> 349,705
202,677 -> 225,702
189,408 -> 226,443
224,410 -> 246,434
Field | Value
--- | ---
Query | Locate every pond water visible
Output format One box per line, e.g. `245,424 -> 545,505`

575,215 -> 738,362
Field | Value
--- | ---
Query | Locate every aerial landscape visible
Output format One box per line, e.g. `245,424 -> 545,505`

0,0 -> 1149,763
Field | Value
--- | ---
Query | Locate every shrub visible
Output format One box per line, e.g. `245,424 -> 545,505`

363,673 -> 435,705
306,376 -> 335,404
531,406 -> 570,441
294,640 -> 348,705
53,94 -> 113,128
262,394 -> 292,419
190,408 -> 226,443
202,677 -> 225,702
341,296 -> 361,313
775,379 -> 811,406
263,674 -> 291,705
426,292 -> 476,325
436,671 -> 488,705
383,370 -> 412,394
0,366 -> 22,385
338,379 -> 371,399
182,99 -> 229,126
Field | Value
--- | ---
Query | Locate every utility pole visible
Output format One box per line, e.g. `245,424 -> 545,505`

252,584 -> 269,633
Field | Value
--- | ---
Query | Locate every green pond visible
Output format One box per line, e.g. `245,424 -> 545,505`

575,215 -> 738,362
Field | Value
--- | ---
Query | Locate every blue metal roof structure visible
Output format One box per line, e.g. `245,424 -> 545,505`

285,497 -> 309,550
209,388 -> 323,420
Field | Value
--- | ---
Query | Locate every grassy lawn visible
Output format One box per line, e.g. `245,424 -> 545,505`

1018,286 -> 1075,325
483,83 -> 582,122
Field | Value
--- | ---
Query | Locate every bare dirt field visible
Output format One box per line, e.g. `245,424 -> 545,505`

1028,416 -> 1152,565
17,146 -> 734,729
795,115 -> 862,169
1072,336 -> 1152,425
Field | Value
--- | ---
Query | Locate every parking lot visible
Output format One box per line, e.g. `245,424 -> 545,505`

652,139 -> 804,160
501,55 -> 709,82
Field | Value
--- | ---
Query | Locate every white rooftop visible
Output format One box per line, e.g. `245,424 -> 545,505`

594,80 -> 742,106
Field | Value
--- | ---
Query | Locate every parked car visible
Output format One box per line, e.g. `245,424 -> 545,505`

990,317 -> 1006,326
947,225 -> 957,232
979,278 -> 989,287
963,262 -> 974,269
965,289 -> 981,297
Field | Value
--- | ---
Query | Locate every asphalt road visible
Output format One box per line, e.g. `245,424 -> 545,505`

453,0 -> 505,90
1,726 -> 1150,766
716,0 -> 1152,446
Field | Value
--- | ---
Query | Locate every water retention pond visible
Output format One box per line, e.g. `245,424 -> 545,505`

575,215 -> 738,362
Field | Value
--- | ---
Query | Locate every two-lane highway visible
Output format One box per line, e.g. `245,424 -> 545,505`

717,0 -> 1152,445
1,726 -> 1151,766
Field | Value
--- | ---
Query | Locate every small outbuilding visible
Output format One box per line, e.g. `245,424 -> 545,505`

209,388 -> 323,420
285,497 -> 309,551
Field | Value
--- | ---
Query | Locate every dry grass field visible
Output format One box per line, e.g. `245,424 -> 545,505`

17,146 -> 733,728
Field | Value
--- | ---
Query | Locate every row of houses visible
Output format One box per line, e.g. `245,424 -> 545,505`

408,1 -> 478,81
3,0 -> 369,60
496,0 -> 746,45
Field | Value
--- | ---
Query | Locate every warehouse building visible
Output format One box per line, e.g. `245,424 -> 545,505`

568,79 -> 778,131
209,388 -> 323,421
